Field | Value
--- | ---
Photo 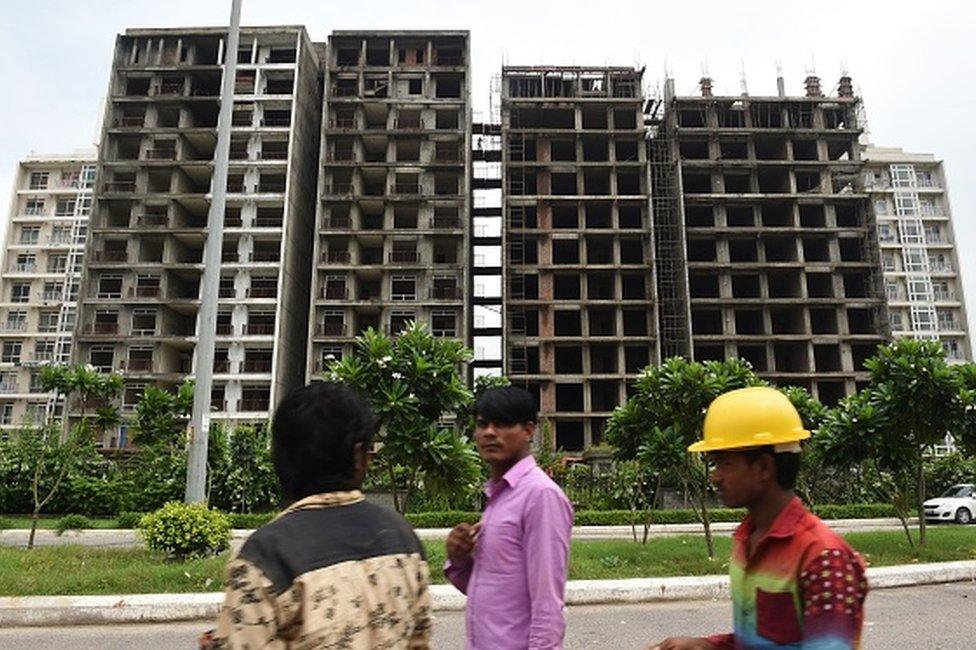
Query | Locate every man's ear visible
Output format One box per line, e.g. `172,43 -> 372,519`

353,441 -> 369,475
759,453 -> 777,485
524,421 -> 537,443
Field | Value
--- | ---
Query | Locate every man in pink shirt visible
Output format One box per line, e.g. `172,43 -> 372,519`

445,386 -> 574,649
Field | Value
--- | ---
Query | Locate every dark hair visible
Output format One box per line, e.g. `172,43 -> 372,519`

475,386 -> 537,427
271,382 -> 376,501
742,445 -> 801,490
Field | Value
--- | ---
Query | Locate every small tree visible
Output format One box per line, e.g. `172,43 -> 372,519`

821,340 -> 975,547
21,364 -> 122,548
605,357 -> 761,557
211,424 -> 279,513
327,323 -> 480,512
780,386 -> 828,506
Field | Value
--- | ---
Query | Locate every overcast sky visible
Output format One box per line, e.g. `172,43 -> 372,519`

1,0 -> 973,331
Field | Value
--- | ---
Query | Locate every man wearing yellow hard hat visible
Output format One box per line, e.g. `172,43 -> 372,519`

646,386 -> 868,650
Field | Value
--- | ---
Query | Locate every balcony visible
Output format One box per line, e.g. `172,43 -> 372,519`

243,323 -> 274,335
325,216 -> 352,228
145,149 -> 177,161
393,183 -> 420,195
104,181 -> 136,193
261,117 -> 291,128
251,250 -> 280,263
388,251 -> 420,263
0,322 -> 26,332
116,115 -> 146,128
394,117 -> 424,130
213,359 -> 230,373
246,286 -> 277,298
157,82 -> 185,96
257,149 -> 288,161
137,213 -> 170,227
327,183 -> 354,196
218,286 -> 236,298
215,323 -> 233,335
87,322 -> 119,335
242,360 -> 273,373
239,398 -> 270,412
431,286 -> 462,300
434,149 -> 462,163
934,291 -> 956,301
124,359 -> 153,372
130,286 -> 161,298
0,381 -> 18,394
95,250 -> 128,263
10,263 -> 37,273
324,250 -> 351,264
324,286 -> 348,299
41,291 -> 63,302
317,322 -> 346,336
330,117 -> 357,129
431,216 -> 461,229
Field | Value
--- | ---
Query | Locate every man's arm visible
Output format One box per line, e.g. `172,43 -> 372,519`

202,557 -> 284,649
444,522 -> 479,594
798,549 -> 868,650
523,487 -> 573,649
443,556 -> 473,594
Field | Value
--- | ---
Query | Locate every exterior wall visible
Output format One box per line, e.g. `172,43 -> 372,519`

0,151 -> 96,436
664,87 -> 888,405
864,146 -> 971,362
308,31 -> 471,377
501,67 -> 659,451
75,27 -> 321,446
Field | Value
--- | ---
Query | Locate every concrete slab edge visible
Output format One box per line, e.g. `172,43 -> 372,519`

1,560 -> 973,627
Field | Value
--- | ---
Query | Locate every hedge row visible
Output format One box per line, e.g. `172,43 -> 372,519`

5,503 -> 897,530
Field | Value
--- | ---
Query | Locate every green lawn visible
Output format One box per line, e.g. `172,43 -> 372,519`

0,515 -> 119,530
1,528 -> 973,597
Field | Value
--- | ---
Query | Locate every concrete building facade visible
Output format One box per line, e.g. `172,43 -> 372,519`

501,66 -> 659,451
655,75 -> 888,405
864,146 -> 970,362
76,26 -> 322,446
0,150 -> 96,436
308,31 -> 471,377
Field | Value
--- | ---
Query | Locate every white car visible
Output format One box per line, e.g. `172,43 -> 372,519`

923,484 -> 976,524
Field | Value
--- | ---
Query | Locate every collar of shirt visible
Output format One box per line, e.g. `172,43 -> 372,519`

733,495 -> 806,554
484,454 -> 538,499
275,490 -> 365,521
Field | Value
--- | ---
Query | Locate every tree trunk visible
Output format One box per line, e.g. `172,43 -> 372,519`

916,456 -> 927,547
896,507 -> 916,549
27,508 -> 40,550
698,485 -> 715,559
388,464 -> 401,513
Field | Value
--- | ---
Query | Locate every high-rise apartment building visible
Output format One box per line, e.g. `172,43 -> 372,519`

308,31 -> 471,376
501,66 -> 659,451
76,26 -> 322,446
864,146 -> 970,362
0,150 -> 96,436
654,75 -> 888,405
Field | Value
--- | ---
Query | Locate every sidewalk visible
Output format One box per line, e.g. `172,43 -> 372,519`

0,517 -> 912,548
1,560 -> 973,627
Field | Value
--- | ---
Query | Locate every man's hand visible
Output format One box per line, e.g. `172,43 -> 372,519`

644,637 -> 714,650
446,522 -> 481,563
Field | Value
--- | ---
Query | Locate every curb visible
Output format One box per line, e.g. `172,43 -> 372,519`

1,560 -> 973,627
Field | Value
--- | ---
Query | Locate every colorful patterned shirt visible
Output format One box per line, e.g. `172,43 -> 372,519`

202,490 -> 431,649
705,497 -> 868,649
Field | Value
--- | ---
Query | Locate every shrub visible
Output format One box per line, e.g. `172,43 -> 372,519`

811,504 -> 896,519
405,511 -> 481,528
55,514 -> 93,536
0,516 -> 11,530
115,511 -> 146,529
225,512 -> 275,529
138,502 -> 231,558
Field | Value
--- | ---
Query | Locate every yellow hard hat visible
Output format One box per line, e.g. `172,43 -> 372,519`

688,386 -> 810,453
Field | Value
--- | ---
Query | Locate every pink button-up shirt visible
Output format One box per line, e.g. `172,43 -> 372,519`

445,455 -> 574,649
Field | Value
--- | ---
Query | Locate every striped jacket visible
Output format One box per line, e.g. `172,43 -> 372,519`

205,490 -> 431,649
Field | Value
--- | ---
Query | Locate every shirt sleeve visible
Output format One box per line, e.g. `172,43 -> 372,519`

798,548 -> 868,650
523,486 -> 574,649
206,556 -> 286,649
444,555 -> 473,594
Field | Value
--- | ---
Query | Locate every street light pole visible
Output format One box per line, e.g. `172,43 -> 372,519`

185,0 -> 242,503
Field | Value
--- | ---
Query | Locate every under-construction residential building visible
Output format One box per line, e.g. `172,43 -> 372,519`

501,66 -> 659,451
308,31 -> 471,376
654,75 -> 888,405
864,145 -> 970,362
0,150 -> 96,436
76,26 -> 322,446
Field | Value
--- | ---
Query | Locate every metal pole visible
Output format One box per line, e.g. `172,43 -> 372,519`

185,0 -> 242,503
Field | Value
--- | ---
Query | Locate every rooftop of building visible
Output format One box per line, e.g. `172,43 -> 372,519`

124,25 -> 309,37
862,145 -> 941,165
22,148 -> 97,164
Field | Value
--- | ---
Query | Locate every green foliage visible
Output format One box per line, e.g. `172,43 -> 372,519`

138,502 -> 230,558
115,511 -> 146,529
534,419 -> 566,480
0,517 -> 11,530
404,510 -> 482,528
925,452 -> 976,496
54,514 -> 93,536
820,340 -> 976,546
605,356 -> 762,555
225,512 -> 275,529
326,323 -> 479,512
131,381 -> 194,448
207,424 -> 279,514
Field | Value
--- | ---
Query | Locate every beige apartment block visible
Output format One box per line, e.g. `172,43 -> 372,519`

864,145 -> 971,362
308,31 -> 471,377
75,26 -> 322,447
0,150 -> 96,437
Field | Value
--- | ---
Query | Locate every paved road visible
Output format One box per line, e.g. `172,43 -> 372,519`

1,582 -> 972,648
0,518 -> 917,548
